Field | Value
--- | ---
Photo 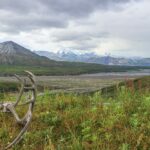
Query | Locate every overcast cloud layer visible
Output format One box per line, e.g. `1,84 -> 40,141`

0,0 -> 149,57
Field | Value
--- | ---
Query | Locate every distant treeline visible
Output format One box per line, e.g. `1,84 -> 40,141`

0,64 -> 149,76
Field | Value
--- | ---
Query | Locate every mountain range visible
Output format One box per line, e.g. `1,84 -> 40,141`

0,41 -> 58,66
0,41 -> 149,75
35,50 -> 150,66
0,41 -> 149,67
0,40 -> 149,68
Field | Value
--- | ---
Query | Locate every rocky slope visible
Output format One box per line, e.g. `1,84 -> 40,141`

0,41 -> 56,66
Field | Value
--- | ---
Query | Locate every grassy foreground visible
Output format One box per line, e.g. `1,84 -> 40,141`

0,79 -> 150,150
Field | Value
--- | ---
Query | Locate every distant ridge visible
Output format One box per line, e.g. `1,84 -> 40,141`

0,41 -> 35,55
35,50 -> 150,66
0,41 -> 56,66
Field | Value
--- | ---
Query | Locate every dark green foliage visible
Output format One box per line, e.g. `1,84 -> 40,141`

0,63 -> 149,76
0,82 -> 19,92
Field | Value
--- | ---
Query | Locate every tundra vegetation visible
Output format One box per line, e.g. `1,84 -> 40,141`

0,64 -> 149,76
0,76 -> 149,149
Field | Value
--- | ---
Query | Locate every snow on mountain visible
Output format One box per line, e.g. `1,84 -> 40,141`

35,50 -> 150,66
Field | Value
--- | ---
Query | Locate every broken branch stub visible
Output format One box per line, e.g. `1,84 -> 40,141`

0,71 -> 37,150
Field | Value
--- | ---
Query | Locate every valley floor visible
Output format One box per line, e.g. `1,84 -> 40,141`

0,69 -> 150,93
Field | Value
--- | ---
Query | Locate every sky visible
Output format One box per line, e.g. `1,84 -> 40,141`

0,0 -> 150,57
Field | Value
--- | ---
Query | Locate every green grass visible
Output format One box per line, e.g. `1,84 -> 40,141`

0,77 -> 150,149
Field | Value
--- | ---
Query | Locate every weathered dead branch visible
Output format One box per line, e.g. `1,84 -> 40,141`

0,71 -> 37,149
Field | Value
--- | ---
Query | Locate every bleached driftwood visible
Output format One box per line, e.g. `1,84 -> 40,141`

0,71 -> 37,149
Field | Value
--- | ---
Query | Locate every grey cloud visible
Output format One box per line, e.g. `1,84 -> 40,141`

0,13 -> 67,33
0,0 -> 136,33
0,0 -> 133,14
70,41 -> 99,51
0,0 -> 40,13
53,31 -> 108,42
52,31 -> 107,50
